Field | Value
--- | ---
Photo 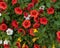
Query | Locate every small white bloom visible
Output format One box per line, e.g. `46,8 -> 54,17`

4,40 -> 9,44
24,15 -> 30,20
0,40 -> 2,44
0,13 -> 2,16
6,28 -> 13,35
28,15 -> 31,17
25,17 -> 30,20
24,15 -> 31,18
24,16 -> 27,18
39,5 -> 45,10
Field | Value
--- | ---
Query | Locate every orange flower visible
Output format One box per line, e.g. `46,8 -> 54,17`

30,10 -> 39,18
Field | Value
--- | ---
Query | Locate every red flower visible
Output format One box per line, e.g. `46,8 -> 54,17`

52,0 -> 57,2
28,3 -> 34,8
23,12 -> 28,17
47,7 -> 54,14
39,9 -> 44,14
0,23 -> 7,31
23,7 -> 27,11
0,0 -> 3,2
22,20 -> 31,28
27,7 -> 31,11
16,42 -> 21,48
27,3 -> 34,10
33,23 -> 40,28
34,17 -> 39,23
18,28 -> 26,35
40,17 -> 48,25
11,20 -> 18,28
14,7 -> 23,15
0,2 -> 7,10
12,0 -> 17,5
34,44 -> 40,48
57,31 -> 60,41
57,37 -> 60,43
30,10 -> 39,18
32,0 -> 39,4
4,44 -> 10,48
24,45 -> 29,48
29,28 -> 35,36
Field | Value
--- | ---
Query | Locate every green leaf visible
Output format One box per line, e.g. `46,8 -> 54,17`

46,3 -> 51,7
4,16 -> 10,21
0,17 -> 3,23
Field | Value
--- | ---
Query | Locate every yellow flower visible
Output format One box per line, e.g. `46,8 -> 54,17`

52,44 -> 55,48
33,29 -> 38,33
22,43 -> 25,48
17,37 -> 22,42
32,37 -> 39,42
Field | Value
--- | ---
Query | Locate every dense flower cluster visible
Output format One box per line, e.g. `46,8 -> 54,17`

0,0 -> 60,48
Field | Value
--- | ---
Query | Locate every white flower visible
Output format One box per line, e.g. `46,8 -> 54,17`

4,40 -> 9,44
24,16 -> 27,18
24,15 -> 31,20
0,13 -> 2,16
25,17 -> 30,20
6,28 -> 13,35
0,40 -> 2,44
28,15 -> 31,17
24,15 -> 31,18
39,5 -> 45,10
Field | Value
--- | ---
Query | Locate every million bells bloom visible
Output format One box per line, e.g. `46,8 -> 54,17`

11,20 -> 18,28
12,0 -> 17,5
0,23 -> 7,31
34,44 -> 40,48
30,10 -> 39,18
47,7 -> 54,14
57,31 -> 60,42
0,2 -> 7,10
22,20 -> 31,28
14,7 -> 23,15
40,17 -> 48,25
